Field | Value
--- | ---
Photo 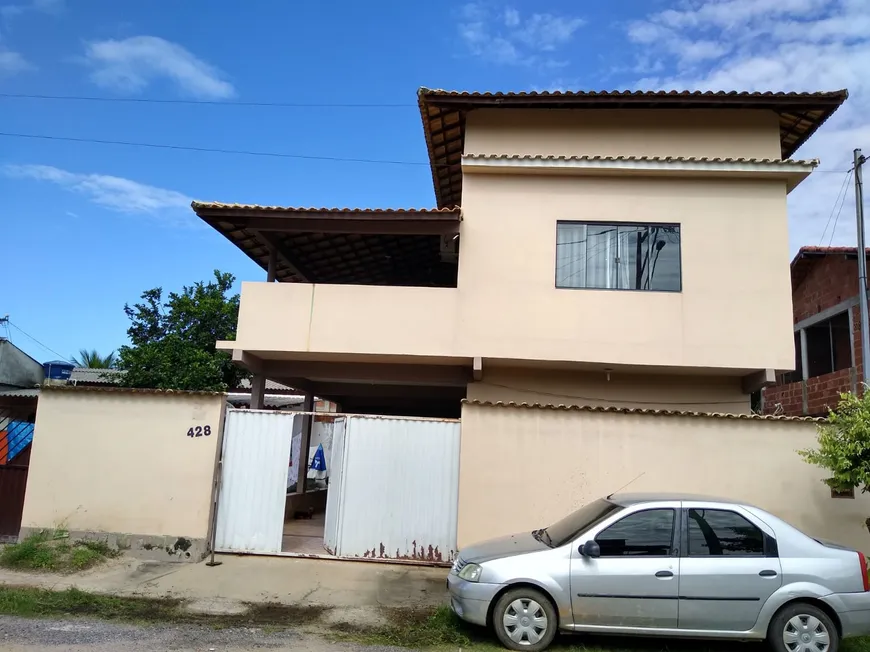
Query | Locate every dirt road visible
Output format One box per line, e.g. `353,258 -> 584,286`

0,615 -> 404,652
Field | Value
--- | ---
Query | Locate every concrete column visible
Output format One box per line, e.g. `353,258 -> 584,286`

250,374 -> 266,410
799,329 -> 809,381
296,392 -> 314,495
266,246 -> 277,283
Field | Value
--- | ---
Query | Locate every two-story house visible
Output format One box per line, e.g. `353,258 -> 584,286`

195,88 -> 866,550
195,88 -> 845,417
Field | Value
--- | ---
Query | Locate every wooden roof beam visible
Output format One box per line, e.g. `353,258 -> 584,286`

253,231 -> 313,283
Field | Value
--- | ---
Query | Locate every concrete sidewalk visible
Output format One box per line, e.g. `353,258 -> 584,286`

0,554 -> 448,626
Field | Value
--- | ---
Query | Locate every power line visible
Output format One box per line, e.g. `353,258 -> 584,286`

0,92 -> 413,108
0,131 -> 432,166
0,129 -> 853,174
828,170 -> 853,246
7,321 -> 71,363
819,169 -> 854,244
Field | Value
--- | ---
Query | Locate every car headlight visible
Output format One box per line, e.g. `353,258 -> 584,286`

458,563 -> 482,582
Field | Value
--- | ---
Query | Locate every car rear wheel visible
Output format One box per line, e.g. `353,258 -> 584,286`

492,587 -> 557,652
768,602 -> 839,652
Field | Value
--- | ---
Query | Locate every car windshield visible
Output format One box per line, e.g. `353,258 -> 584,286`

542,498 -> 623,547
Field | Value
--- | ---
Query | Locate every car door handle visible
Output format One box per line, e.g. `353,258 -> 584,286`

655,570 -> 674,578
759,570 -> 777,577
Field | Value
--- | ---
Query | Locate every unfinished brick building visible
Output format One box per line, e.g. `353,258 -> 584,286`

762,246 -> 868,416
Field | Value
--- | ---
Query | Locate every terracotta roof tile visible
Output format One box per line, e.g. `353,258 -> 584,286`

790,246 -> 870,289
421,88 -> 848,100
793,246 -> 869,257
191,202 -> 460,214
462,154 -> 819,166
462,399 -> 823,422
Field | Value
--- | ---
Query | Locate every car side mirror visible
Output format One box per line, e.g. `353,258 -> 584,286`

579,540 -> 600,558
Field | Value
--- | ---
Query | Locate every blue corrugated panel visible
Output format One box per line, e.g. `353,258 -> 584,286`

6,421 -> 34,461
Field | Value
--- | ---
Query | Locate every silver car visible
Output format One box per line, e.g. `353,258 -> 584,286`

448,493 -> 870,652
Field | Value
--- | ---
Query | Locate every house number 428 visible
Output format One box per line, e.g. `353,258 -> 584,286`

186,426 -> 212,438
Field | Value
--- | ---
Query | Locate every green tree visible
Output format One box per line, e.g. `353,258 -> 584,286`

116,271 -> 248,391
799,390 -> 870,496
71,349 -> 117,368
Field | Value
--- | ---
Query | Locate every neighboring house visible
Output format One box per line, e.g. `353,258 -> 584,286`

69,367 -> 124,386
0,339 -> 43,391
193,87 -> 846,417
0,339 -> 42,461
0,339 -> 41,538
762,246 -> 868,417
70,366 -> 311,409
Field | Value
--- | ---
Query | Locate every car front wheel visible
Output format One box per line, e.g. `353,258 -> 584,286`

492,587 -> 557,651
768,602 -> 839,652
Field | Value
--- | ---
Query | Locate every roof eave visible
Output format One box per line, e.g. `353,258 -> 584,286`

418,87 -> 849,207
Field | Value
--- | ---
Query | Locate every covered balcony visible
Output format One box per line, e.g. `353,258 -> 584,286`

193,201 -> 470,418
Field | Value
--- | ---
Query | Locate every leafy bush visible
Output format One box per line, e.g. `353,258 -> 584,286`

799,390 -> 870,494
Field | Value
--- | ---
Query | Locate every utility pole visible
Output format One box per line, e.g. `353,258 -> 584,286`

855,149 -> 869,384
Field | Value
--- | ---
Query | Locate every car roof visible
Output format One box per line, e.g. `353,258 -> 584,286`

607,492 -> 754,507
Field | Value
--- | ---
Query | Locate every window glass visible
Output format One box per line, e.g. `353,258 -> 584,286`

595,509 -> 675,557
556,222 -> 681,291
687,509 -> 765,557
646,226 -> 681,291
543,499 -> 623,548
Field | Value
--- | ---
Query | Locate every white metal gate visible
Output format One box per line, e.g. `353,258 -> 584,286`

215,410 -> 294,553
325,415 -> 460,562
322,417 -> 346,555
215,409 -> 460,561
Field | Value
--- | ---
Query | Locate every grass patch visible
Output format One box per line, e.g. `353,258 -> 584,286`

0,585 -> 326,630
330,604 -> 870,651
0,586 -> 180,622
330,604 -> 474,648
0,531 -> 120,573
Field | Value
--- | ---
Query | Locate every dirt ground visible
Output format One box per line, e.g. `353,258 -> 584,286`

0,614 -> 406,652
0,552 -> 448,628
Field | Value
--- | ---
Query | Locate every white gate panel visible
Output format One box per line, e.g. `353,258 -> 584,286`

215,410 -> 295,553
323,417 -> 347,555
335,416 -> 460,562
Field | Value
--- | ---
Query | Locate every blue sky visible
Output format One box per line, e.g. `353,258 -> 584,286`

1,0 -> 867,363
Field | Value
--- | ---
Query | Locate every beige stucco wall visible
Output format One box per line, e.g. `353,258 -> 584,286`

234,282 -> 462,360
231,174 -> 793,374
468,367 -> 750,413
22,389 -> 224,547
464,108 -> 782,160
458,403 -> 870,553
457,174 -> 793,371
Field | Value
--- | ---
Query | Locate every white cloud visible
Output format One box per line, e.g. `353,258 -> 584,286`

3,165 -> 193,219
458,3 -> 585,66
83,36 -> 234,99
0,49 -> 32,74
625,0 -> 869,253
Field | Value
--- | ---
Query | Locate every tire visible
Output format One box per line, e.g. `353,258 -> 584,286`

767,602 -> 839,652
491,587 -> 558,652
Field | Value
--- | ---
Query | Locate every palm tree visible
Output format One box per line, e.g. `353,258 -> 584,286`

71,349 -> 117,369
